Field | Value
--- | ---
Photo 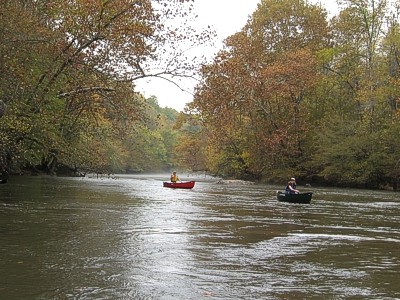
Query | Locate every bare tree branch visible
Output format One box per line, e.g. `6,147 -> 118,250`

58,87 -> 115,98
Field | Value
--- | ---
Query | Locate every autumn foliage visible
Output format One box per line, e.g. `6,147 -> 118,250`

0,0 -> 210,175
188,0 -> 400,189
2,0 -> 400,190
190,0 -> 328,179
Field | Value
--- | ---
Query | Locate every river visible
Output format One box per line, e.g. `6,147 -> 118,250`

0,175 -> 399,299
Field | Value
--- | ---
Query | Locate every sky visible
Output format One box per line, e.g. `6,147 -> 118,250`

135,0 -> 339,112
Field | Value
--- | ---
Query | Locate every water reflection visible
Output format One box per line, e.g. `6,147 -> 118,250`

0,175 -> 399,299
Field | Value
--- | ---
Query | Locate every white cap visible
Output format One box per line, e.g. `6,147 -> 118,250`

290,177 -> 296,180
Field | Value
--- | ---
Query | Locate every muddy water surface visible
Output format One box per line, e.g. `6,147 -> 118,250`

0,175 -> 399,299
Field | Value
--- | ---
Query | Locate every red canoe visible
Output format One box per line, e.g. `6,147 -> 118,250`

163,181 -> 195,189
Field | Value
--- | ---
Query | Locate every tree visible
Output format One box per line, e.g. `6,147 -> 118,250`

0,0 -> 212,175
190,0 -> 329,179
303,0 -> 400,188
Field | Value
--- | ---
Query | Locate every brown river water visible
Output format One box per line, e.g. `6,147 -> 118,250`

0,175 -> 399,299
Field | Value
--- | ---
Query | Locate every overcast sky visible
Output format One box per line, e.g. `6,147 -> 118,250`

136,0 -> 338,111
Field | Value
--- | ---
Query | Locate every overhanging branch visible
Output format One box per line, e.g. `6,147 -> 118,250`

58,87 -> 115,98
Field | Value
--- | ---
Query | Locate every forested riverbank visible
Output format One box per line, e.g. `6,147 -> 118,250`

181,0 -> 400,190
1,0 -> 400,190
0,1 -> 207,177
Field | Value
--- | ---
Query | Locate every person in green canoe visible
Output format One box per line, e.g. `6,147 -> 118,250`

170,171 -> 181,183
285,177 -> 300,194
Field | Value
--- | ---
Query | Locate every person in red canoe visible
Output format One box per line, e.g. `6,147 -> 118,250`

170,171 -> 181,183
285,177 -> 300,194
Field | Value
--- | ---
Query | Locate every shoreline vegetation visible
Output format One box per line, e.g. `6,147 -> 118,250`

1,0 -> 400,191
2,171 -> 399,192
